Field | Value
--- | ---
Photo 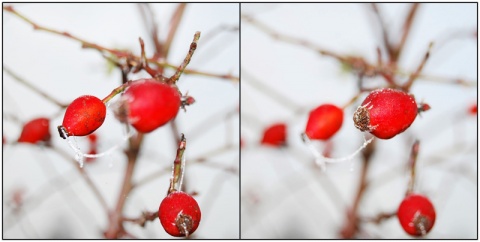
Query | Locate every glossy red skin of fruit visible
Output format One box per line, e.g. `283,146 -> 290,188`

469,104 -> 477,115
18,117 -> 51,144
261,123 -> 287,147
354,88 -> 417,139
305,104 -> 343,140
62,95 -> 106,137
398,194 -> 436,237
123,79 -> 181,133
158,191 -> 201,237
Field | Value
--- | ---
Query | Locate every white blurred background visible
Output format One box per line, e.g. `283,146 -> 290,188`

241,3 -> 477,239
3,3 -> 239,239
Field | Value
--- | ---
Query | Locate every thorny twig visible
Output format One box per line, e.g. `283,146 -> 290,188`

407,140 -> 420,195
3,6 -> 238,82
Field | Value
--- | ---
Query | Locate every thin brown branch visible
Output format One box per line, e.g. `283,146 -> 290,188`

407,140 -> 420,195
340,138 -> 375,239
403,42 -> 433,91
370,4 -> 395,60
169,134 -> 187,194
168,31 -> 201,84
361,211 -> 397,224
4,6 -> 230,83
3,65 -> 67,108
394,3 -> 420,61
50,146 -> 110,213
187,105 -> 238,140
242,14 -> 345,61
137,3 -> 164,60
123,210 -> 158,227
163,3 -> 187,58
3,6 -> 128,58
104,133 -> 144,239
242,69 -> 303,112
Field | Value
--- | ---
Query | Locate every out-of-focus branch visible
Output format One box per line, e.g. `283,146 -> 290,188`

394,3 -> 420,61
123,211 -> 158,227
163,3 -> 187,59
3,65 -> 67,108
406,140 -> 420,195
242,14 -> 346,61
3,6 -> 237,83
242,69 -> 303,112
403,43 -> 433,91
370,4 -> 395,60
360,211 -> 397,224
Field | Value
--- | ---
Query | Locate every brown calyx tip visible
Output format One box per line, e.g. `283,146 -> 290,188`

413,214 -> 432,236
353,105 -> 370,132
57,125 -> 68,139
176,213 -> 194,237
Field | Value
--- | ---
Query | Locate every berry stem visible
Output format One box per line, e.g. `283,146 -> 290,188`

136,38 -> 158,77
101,81 -> 132,104
168,32 -> 201,84
407,140 -> 420,195
168,134 -> 187,194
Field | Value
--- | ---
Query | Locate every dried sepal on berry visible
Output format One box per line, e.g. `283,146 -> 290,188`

158,191 -> 201,237
398,194 -> 436,237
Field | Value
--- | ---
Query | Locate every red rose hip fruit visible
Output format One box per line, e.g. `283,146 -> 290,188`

158,191 -> 201,237
261,123 -> 287,147
305,104 -> 343,140
18,117 -> 51,144
60,95 -> 106,138
353,88 -> 417,139
121,79 -> 181,133
398,194 -> 436,237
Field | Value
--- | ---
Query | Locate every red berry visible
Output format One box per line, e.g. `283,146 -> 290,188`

158,191 -> 201,237
17,117 -> 51,144
398,194 -> 436,237
468,104 -> 477,115
305,104 -> 343,140
353,88 -> 417,139
87,133 -> 98,144
60,95 -> 106,138
120,79 -> 181,133
261,123 -> 287,147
